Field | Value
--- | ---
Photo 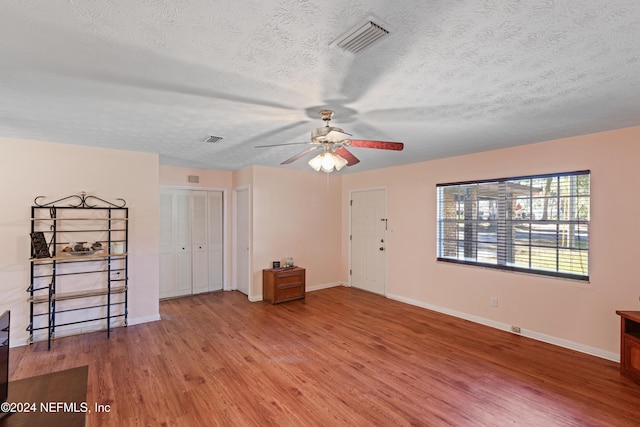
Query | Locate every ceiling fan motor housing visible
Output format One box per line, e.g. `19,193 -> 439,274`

311,126 -> 346,142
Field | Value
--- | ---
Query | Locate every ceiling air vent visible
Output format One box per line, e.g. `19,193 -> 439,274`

204,135 -> 223,143
331,16 -> 391,54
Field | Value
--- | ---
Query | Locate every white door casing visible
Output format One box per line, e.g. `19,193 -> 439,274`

233,187 -> 250,296
208,191 -> 224,292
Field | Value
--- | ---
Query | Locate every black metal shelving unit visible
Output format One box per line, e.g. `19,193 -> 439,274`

27,192 -> 128,350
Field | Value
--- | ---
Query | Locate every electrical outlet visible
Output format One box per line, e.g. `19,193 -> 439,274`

511,325 -> 521,333
490,297 -> 498,307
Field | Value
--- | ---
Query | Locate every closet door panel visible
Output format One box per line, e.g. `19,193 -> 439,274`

175,192 -> 192,296
191,191 -> 210,294
159,191 -> 178,298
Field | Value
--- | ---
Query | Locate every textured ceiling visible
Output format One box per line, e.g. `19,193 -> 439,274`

1,0 -> 639,173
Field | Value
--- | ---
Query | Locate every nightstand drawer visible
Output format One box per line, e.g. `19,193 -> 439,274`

275,284 -> 304,300
275,272 -> 303,287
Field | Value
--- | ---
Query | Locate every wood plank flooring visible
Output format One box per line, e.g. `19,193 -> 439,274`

9,286 -> 640,426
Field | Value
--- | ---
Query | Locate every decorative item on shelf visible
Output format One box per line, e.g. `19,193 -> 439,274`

62,241 -> 103,256
272,261 -> 280,268
286,257 -> 294,267
111,242 -> 124,254
30,232 -> 50,259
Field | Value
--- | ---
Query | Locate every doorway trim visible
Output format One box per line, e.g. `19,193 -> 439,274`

232,185 -> 252,297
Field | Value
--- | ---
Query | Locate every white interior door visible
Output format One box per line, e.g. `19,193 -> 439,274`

351,189 -> 386,295
235,187 -> 250,296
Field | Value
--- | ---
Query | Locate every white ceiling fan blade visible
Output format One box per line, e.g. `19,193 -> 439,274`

326,129 -> 352,142
281,146 -> 320,164
255,142 -> 310,148
248,121 -> 311,147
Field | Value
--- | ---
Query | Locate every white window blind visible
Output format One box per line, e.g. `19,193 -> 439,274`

436,171 -> 590,281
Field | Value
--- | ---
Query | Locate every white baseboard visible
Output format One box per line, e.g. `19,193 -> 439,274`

307,282 -> 346,292
387,293 -> 619,363
128,313 -> 161,325
11,337 -> 30,347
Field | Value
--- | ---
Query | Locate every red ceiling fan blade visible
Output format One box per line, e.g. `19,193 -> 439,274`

281,146 -> 319,164
347,140 -> 404,151
334,147 -> 360,166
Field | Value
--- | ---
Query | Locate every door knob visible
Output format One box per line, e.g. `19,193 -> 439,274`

379,247 -> 384,251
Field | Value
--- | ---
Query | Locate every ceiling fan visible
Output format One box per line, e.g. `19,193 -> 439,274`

256,110 -> 404,173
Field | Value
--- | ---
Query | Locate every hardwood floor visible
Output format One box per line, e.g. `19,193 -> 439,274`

9,287 -> 640,426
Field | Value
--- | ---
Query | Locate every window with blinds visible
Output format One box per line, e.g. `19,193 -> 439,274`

436,171 -> 590,281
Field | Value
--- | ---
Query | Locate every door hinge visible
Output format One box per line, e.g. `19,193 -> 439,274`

349,269 -> 352,275
350,235 -> 352,241
350,199 -> 353,206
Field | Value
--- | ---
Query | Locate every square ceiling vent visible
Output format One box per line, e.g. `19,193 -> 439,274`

204,135 -> 223,143
331,15 -> 392,54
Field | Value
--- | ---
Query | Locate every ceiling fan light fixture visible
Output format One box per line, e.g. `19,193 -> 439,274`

333,153 -> 348,171
308,152 -> 347,173
308,154 -> 323,171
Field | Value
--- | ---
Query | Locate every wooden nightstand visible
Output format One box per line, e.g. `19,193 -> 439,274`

263,267 -> 305,304
616,310 -> 640,384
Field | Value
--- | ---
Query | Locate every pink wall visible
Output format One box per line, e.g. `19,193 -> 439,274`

342,126 -> 640,358
250,166 -> 342,298
160,165 -> 232,189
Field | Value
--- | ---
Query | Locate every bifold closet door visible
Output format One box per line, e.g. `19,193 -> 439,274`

159,189 -> 223,299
